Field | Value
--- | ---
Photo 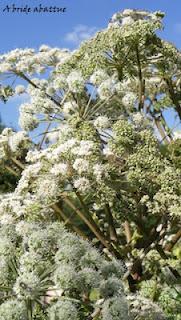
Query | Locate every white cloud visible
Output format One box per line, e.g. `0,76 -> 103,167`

64,25 -> 97,45
174,23 -> 181,34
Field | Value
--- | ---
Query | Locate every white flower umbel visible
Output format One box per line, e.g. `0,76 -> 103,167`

71,140 -> 94,156
13,272 -> 41,299
39,44 -> 50,52
0,300 -> 26,320
46,129 -> 59,143
0,214 -> 15,225
90,69 -> 109,86
173,130 -> 181,140
102,296 -> 129,320
52,138 -> 78,158
109,9 -> 163,28
103,146 -> 114,158
122,92 -> 137,108
94,116 -> 110,130
0,128 -> 31,161
93,164 -> 107,182
48,300 -> 79,320
0,62 -> 12,73
8,131 -> 30,153
36,178 -> 59,201
19,111 -> 39,131
127,294 -> 165,320
63,101 -> 78,115
97,78 -> 116,100
132,112 -> 145,127
122,16 -> 135,25
73,158 -> 89,174
73,177 -> 90,193
67,71 -> 84,93
50,163 -> 69,177
53,75 -> 67,90
15,85 -> 26,95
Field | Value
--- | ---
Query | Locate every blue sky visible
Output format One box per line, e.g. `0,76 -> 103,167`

0,0 -> 181,129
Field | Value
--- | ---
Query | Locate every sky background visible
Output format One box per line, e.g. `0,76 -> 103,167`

0,0 -> 181,129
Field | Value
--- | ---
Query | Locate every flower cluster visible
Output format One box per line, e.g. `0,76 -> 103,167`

0,128 -> 31,164
127,294 -> 165,320
0,47 -> 71,75
0,220 -> 128,320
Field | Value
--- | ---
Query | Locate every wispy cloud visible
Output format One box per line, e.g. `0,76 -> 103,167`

64,25 -> 97,46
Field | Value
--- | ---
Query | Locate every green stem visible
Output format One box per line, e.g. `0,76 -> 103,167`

164,77 -> 181,120
135,44 -> 145,111
17,72 -> 62,109
52,203 -> 87,239
11,157 -> 25,170
104,204 -> 118,242
63,196 -> 110,250
4,165 -> 19,177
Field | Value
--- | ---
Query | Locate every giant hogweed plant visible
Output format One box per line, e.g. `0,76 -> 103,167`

0,9 -> 181,319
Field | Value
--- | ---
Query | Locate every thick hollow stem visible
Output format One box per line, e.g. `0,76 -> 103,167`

52,203 -> 87,239
63,196 -> 110,250
104,204 -> 118,242
124,220 -> 132,243
165,77 -> 181,120
11,157 -> 25,170
4,165 -> 19,177
164,229 -> 181,252
135,45 -> 145,111
18,72 -> 62,109
153,115 -> 171,143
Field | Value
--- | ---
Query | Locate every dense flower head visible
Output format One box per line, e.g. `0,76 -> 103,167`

127,294 -> 165,320
0,47 -> 71,75
0,128 -> 31,163
48,300 -> 79,320
0,300 -> 27,320
102,296 -> 129,320
0,221 -> 127,319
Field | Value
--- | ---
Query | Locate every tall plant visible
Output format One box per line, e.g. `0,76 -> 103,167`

0,9 -> 180,319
